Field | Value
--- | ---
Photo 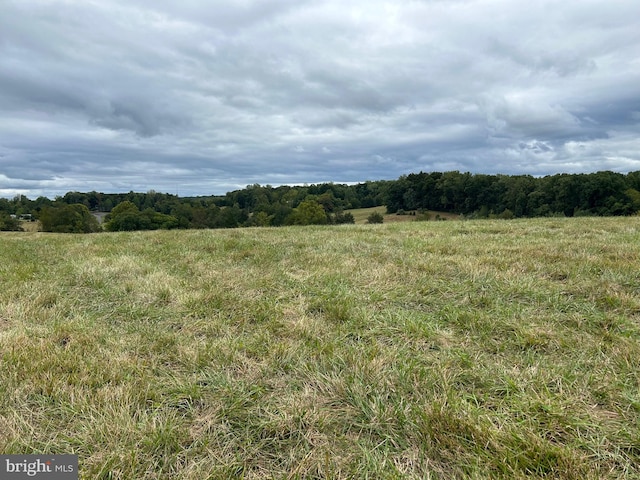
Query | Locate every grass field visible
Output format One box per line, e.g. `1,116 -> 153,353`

19,220 -> 40,233
1,218 -> 639,478
346,206 -> 460,224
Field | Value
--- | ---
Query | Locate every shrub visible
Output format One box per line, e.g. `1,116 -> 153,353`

366,212 -> 384,224
105,201 -> 180,231
285,200 -> 328,225
0,213 -> 23,231
415,210 -> 431,222
40,204 -> 101,233
333,211 -> 355,224
498,209 -> 514,220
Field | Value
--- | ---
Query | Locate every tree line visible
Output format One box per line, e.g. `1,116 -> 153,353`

387,170 -> 640,218
0,182 -> 387,232
1,171 -> 639,232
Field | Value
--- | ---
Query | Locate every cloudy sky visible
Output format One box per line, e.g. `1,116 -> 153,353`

1,0 -> 639,198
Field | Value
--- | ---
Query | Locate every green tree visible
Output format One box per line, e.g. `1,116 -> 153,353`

333,211 -> 355,224
316,192 -> 338,213
367,212 -> 384,224
170,203 -> 194,229
105,201 -> 180,231
285,200 -> 328,225
0,213 -> 23,231
0,197 -> 11,214
140,208 -> 180,229
247,211 -> 272,227
214,205 -> 246,229
40,204 -> 101,233
625,188 -> 640,213
104,201 -> 145,231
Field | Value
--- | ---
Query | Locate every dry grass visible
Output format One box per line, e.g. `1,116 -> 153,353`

346,206 -> 459,224
1,217 -> 639,478
19,220 -> 40,232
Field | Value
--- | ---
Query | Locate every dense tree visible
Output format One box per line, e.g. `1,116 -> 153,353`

0,213 -> 23,231
383,171 -> 640,218
270,204 -> 294,226
105,201 -> 180,231
285,200 -> 328,225
0,197 -> 13,214
332,210 -> 356,224
214,205 -> 247,229
40,204 -> 101,233
4,170 -> 640,233
104,201 -> 141,231
625,188 -> 640,213
247,211 -> 272,227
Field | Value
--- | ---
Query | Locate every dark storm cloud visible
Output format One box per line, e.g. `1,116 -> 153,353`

1,0 -> 639,198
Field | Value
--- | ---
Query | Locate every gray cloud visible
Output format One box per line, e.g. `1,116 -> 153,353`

1,0 -> 639,198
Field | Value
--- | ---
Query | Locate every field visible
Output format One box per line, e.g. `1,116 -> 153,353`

19,220 -> 40,233
346,206 -> 460,224
1,218 -> 639,479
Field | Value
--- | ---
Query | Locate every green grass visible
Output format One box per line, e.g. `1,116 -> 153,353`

347,206 -> 389,223
347,206 -> 460,224
1,218 -> 639,479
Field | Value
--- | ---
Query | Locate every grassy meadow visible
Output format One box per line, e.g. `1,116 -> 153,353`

1,218 -> 639,479
346,206 -> 460,224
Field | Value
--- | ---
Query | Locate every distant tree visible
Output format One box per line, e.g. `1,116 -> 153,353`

60,191 -> 89,208
214,205 -> 246,228
105,201 -> 179,231
285,200 -> 328,225
270,204 -> 294,226
625,188 -> 640,213
247,211 -> 272,227
367,212 -> 384,224
190,204 -> 221,228
33,196 -> 53,214
0,198 -> 13,214
140,208 -> 180,229
496,208 -> 515,220
104,201 -> 142,231
385,176 -> 410,213
0,212 -> 23,231
316,192 -> 338,213
40,204 -> 101,233
6,170 -> 640,233
414,210 -> 431,222
170,203 -> 194,228
332,211 -> 355,224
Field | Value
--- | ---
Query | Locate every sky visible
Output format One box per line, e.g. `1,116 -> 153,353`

1,0 -> 640,199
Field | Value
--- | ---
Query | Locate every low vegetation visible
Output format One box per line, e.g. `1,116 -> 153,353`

1,217 -> 639,478
0,212 -> 23,232
346,207 -> 460,225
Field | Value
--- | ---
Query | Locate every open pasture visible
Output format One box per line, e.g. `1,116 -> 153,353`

346,206 -> 460,224
1,217 -> 639,478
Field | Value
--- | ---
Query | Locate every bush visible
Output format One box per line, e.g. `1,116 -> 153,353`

0,213 -> 23,231
105,201 -> 180,231
415,210 -> 431,222
40,204 -> 101,233
333,211 -> 355,224
366,212 -> 384,224
498,209 -> 514,220
285,200 -> 328,225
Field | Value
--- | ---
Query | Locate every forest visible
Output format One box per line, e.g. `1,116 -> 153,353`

1,170 -> 640,232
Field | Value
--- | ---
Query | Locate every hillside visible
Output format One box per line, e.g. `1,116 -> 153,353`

1,218 -> 639,478
347,206 -> 461,224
